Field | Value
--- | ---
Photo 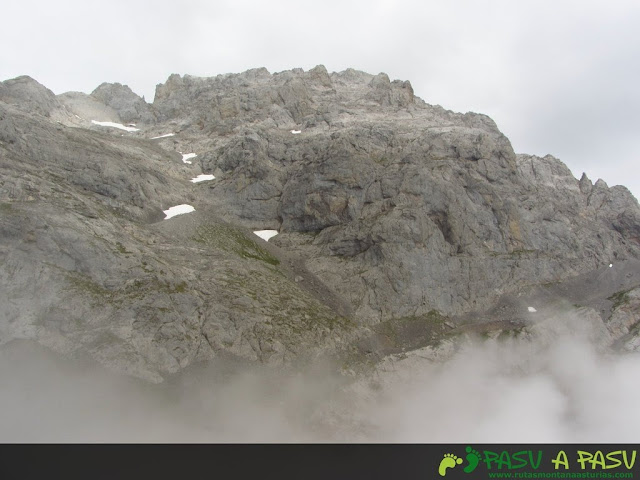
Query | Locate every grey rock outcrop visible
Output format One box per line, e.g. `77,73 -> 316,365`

91,82 -> 156,124
0,75 -> 61,117
179,70 -> 640,321
0,98 -> 354,382
608,287 -> 640,351
1,66 -> 640,382
57,91 -> 122,124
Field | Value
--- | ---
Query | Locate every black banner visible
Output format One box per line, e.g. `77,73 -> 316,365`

0,444 -> 637,480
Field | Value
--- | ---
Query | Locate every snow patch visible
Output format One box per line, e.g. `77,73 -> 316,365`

91,120 -> 139,132
151,133 -> 175,139
253,230 -> 279,241
528,307 -> 537,313
182,153 -> 197,164
609,264 -> 613,268
190,174 -> 215,183
163,204 -> 195,219
291,130 -> 301,134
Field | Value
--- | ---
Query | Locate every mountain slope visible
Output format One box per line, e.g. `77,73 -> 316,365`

1,66 -> 639,382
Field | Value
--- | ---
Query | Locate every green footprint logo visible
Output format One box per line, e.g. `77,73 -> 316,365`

464,446 -> 482,473
439,453 -> 463,477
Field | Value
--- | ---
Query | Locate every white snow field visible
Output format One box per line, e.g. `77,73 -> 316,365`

91,120 -> 139,132
190,174 -> 215,183
253,230 -> 279,241
163,204 -> 195,219
182,153 -> 197,164
151,133 -> 175,139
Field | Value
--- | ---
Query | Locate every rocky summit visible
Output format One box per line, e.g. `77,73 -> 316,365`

1,66 -> 640,383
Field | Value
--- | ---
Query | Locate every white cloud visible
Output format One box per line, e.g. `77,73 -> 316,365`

1,310 -> 638,442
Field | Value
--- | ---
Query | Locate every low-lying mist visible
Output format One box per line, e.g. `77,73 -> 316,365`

1,309 -> 638,442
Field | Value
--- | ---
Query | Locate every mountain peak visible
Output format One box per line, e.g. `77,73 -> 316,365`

0,75 -> 59,117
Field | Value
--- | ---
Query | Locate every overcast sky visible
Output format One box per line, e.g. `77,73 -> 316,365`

2,0 -> 639,198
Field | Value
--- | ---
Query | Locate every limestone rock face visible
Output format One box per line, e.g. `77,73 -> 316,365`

57,91 -> 122,124
1,66 -> 640,382
607,287 -> 640,351
0,75 -> 61,117
91,82 -> 157,124
0,98 -> 354,382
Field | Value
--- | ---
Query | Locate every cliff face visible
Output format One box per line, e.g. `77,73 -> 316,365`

1,67 -> 639,382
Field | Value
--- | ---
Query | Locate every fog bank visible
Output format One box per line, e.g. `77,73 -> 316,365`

1,311 -> 638,442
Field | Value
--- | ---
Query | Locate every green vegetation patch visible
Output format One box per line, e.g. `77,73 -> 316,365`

370,153 -> 390,165
496,326 -> 526,341
193,223 -> 280,266
491,248 -> 538,258
510,248 -> 537,256
64,271 -> 190,308
219,266 -> 353,351
372,309 -> 449,352
65,273 -> 113,299
608,288 -> 632,309
0,202 -> 21,217
115,242 -> 132,254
